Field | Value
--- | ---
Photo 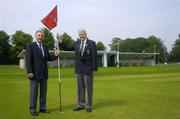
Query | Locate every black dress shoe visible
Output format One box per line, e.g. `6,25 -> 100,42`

86,108 -> 92,112
31,111 -> 38,116
40,110 -> 50,113
73,107 -> 85,111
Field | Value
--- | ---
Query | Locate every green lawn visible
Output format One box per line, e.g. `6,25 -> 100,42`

0,65 -> 180,119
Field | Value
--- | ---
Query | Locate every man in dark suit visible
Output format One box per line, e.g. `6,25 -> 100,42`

26,30 -> 58,116
57,29 -> 98,112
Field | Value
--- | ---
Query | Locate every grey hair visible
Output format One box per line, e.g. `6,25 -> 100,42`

35,30 -> 44,35
78,29 -> 87,34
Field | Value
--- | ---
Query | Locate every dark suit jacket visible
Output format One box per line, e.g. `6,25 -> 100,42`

59,39 -> 98,74
25,42 -> 54,80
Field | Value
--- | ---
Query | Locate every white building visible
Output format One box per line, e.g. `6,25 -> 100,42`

18,50 -> 159,69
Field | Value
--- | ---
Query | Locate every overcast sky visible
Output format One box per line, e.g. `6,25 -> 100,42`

0,0 -> 180,52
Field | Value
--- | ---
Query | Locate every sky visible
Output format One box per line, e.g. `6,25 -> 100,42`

0,0 -> 180,52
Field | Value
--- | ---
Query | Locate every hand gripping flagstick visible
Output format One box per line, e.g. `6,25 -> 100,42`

55,34 -> 63,113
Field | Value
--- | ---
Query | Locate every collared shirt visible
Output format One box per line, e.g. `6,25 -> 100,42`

36,41 -> 44,57
80,38 -> 87,56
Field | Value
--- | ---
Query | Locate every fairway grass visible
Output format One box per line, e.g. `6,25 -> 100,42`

0,65 -> 180,119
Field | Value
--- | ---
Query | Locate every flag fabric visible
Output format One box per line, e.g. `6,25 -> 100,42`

41,5 -> 58,30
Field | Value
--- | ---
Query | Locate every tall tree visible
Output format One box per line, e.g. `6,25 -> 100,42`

61,32 -> 74,45
11,31 -> 33,64
109,37 -> 123,51
41,28 -> 54,50
146,36 -> 167,63
0,31 -> 12,64
59,32 -> 74,51
109,35 -> 166,63
96,41 -> 106,51
169,34 -> 180,62
120,37 -> 148,52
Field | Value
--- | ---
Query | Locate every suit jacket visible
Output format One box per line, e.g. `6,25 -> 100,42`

25,42 -> 54,80
59,39 -> 98,74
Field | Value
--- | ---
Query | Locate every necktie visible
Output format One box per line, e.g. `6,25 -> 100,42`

79,41 -> 84,57
39,43 -> 44,57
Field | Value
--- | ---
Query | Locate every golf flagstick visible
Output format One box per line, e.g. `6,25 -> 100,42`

41,5 -> 63,113
55,39 -> 63,113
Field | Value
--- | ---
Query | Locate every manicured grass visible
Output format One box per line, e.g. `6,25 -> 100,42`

0,65 -> 180,119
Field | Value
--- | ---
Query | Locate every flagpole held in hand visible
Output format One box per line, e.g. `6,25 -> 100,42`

55,39 -> 63,113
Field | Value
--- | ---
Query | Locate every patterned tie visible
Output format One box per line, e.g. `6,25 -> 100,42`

79,41 -> 84,57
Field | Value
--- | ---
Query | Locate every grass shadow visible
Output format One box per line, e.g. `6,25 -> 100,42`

49,99 -> 126,112
49,103 -> 75,112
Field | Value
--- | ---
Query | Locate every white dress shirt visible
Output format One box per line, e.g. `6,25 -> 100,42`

36,41 -> 44,57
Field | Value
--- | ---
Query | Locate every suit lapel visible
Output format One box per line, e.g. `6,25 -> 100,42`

76,39 -> 89,58
42,44 -> 47,58
76,40 -> 81,56
81,39 -> 89,57
33,42 -> 43,58
84,39 -> 89,52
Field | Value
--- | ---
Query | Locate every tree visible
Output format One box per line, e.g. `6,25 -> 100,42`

59,32 -> 74,50
146,36 -> 167,63
96,41 -> 106,51
41,28 -> 54,50
119,37 -> 148,52
0,31 -> 12,64
61,32 -> 74,45
109,35 -> 167,63
11,31 -> 33,64
109,37 -> 123,51
169,34 -> 180,62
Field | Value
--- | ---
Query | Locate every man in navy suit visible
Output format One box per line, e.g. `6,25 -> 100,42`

57,29 -> 98,112
26,30 -> 58,116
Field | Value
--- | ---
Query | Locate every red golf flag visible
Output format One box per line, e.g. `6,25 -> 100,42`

41,5 -> 58,30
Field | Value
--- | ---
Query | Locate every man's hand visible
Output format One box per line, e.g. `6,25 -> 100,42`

56,33 -> 62,43
54,48 -> 60,57
28,73 -> 34,79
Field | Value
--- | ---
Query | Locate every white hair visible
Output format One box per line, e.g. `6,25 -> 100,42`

78,29 -> 87,34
